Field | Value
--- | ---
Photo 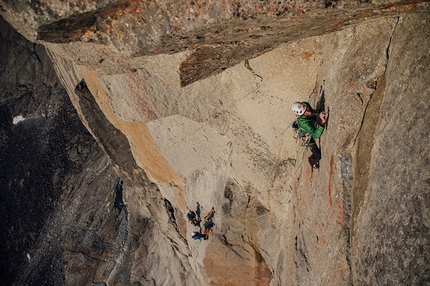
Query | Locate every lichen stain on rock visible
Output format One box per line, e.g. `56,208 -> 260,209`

122,72 -> 158,121
328,155 -> 335,208
76,66 -> 185,208
102,71 -> 158,122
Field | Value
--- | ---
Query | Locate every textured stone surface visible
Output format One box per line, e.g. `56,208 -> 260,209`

1,0 -> 429,86
1,1 -> 429,286
353,14 -> 430,285
289,14 -> 430,286
0,16 -> 127,285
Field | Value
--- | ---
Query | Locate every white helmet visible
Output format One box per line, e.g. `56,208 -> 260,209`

291,102 -> 307,116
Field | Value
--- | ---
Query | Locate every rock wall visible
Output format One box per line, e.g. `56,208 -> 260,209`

289,14 -> 430,285
1,0 -> 429,87
0,1 -> 429,285
0,16 -> 128,285
353,15 -> 430,285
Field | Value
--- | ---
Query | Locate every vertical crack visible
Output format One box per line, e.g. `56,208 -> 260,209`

163,198 -> 187,244
385,17 -> 400,65
114,179 -> 125,211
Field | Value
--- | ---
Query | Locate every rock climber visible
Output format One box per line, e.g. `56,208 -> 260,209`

291,101 -> 327,169
199,207 -> 215,240
202,219 -> 215,240
203,207 -> 215,223
191,230 -> 204,240
187,209 -> 200,226
190,207 -> 216,240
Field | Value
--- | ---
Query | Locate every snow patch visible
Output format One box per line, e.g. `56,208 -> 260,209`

13,115 -> 26,124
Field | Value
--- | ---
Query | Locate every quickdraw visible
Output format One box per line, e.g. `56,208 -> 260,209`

292,122 -> 312,148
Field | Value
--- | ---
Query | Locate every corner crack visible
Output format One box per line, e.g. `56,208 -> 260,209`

385,17 -> 400,66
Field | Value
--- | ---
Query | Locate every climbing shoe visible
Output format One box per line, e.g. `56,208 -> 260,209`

312,162 -> 320,169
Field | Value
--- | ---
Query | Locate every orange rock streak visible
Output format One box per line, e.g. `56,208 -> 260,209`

77,66 -> 185,208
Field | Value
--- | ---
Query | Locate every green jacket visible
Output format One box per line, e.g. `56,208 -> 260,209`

297,114 -> 324,139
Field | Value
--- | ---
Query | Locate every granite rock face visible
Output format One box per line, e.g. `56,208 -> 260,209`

0,1 -> 429,285
1,0 -> 429,87
290,15 -> 430,286
0,16 -> 128,286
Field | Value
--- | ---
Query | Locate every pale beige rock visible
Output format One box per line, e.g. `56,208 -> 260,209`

1,2 -> 429,285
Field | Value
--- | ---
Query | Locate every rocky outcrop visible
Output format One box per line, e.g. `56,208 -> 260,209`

0,16 -> 127,285
290,14 -> 430,286
1,0 -> 429,87
1,1 -> 429,285
353,15 -> 430,285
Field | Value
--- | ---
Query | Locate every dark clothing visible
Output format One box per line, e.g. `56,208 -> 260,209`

192,232 -> 204,240
203,220 -> 215,240
204,220 -> 215,229
187,211 -> 196,221
187,211 -> 200,226
308,138 -> 321,166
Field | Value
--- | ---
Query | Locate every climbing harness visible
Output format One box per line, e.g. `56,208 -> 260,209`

292,121 -> 312,148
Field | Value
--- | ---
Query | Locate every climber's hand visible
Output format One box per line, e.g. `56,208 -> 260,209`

319,111 -> 326,123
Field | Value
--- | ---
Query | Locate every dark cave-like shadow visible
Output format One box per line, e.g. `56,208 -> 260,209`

196,202 -> 201,219
316,83 -> 329,129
